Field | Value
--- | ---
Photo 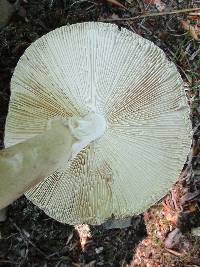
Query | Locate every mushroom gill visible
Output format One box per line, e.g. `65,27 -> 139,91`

4,22 -> 192,225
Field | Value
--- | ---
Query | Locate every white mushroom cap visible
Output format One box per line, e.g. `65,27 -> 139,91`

5,22 -> 191,225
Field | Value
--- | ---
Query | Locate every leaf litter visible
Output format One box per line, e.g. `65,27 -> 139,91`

0,0 -> 200,266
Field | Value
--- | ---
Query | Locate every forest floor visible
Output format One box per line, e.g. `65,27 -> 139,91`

0,0 -> 200,266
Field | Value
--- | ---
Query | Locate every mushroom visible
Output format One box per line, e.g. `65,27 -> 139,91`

4,22 -> 191,225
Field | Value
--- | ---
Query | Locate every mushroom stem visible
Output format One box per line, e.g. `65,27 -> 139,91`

69,112 -> 106,159
0,112 -> 106,210
0,120 -> 76,209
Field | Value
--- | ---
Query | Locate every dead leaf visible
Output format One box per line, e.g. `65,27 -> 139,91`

180,191 -> 200,205
144,0 -> 166,12
84,261 -> 96,267
106,0 -> 126,9
165,213 -> 179,225
191,226 -> 200,237
164,228 -> 183,249
162,201 -> 178,224
188,15 -> 200,21
154,0 -> 166,12
0,0 -> 15,28
187,202 -> 197,212
181,20 -> 200,41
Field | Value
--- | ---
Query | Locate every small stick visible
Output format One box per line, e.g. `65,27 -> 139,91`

12,222 -> 49,258
100,7 -> 200,21
171,189 -> 179,211
165,248 -> 183,257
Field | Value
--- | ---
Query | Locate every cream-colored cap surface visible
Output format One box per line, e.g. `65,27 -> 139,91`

5,22 -> 191,225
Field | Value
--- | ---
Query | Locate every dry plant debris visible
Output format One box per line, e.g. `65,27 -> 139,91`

0,0 -> 200,266
144,0 -> 166,12
106,0 -> 126,9
181,10 -> 200,41
74,224 -> 91,251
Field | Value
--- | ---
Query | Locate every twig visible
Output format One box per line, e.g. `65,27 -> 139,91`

12,221 -> 49,258
165,248 -> 183,257
171,189 -> 179,211
100,7 -> 200,21
0,260 -> 20,264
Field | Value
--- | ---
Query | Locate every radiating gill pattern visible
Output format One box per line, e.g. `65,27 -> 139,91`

5,22 -> 191,224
